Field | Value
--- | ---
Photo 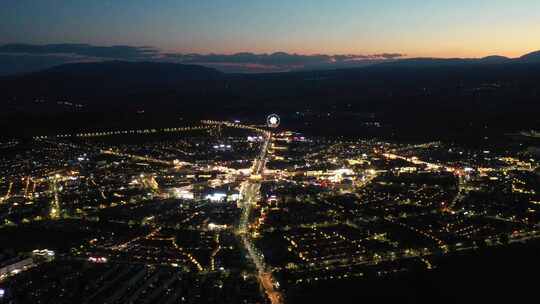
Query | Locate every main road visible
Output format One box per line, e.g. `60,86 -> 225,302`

237,131 -> 283,304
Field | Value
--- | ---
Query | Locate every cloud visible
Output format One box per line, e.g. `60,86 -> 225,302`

375,53 -> 404,59
0,43 -> 159,60
0,43 -> 161,75
163,52 -> 405,72
0,43 -> 404,74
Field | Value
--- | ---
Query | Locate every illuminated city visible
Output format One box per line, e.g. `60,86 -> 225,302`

2,1 -> 540,303
0,116 -> 539,303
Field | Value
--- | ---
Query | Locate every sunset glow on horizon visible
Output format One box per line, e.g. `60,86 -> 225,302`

1,0 -> 539,58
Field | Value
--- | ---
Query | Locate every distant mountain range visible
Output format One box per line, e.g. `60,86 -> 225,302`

1,50 -> 540,140
1,44 -> 540,76
376,50 -> 540,67
3,50 -> 540,99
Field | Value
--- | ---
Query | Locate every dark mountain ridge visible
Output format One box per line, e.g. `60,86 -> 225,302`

0,61 -> 224,99
520,50 -> 540,62
37,60 -> 222,79
1,54 -> 539,140
3,54 -> 540,103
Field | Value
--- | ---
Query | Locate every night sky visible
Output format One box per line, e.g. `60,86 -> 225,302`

1,0 -> 540,58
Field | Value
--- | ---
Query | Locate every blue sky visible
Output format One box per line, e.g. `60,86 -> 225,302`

1,0 -> 539,57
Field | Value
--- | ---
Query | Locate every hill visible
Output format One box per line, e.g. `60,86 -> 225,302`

520,50 -> 540,62
0,61 -> 224,98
